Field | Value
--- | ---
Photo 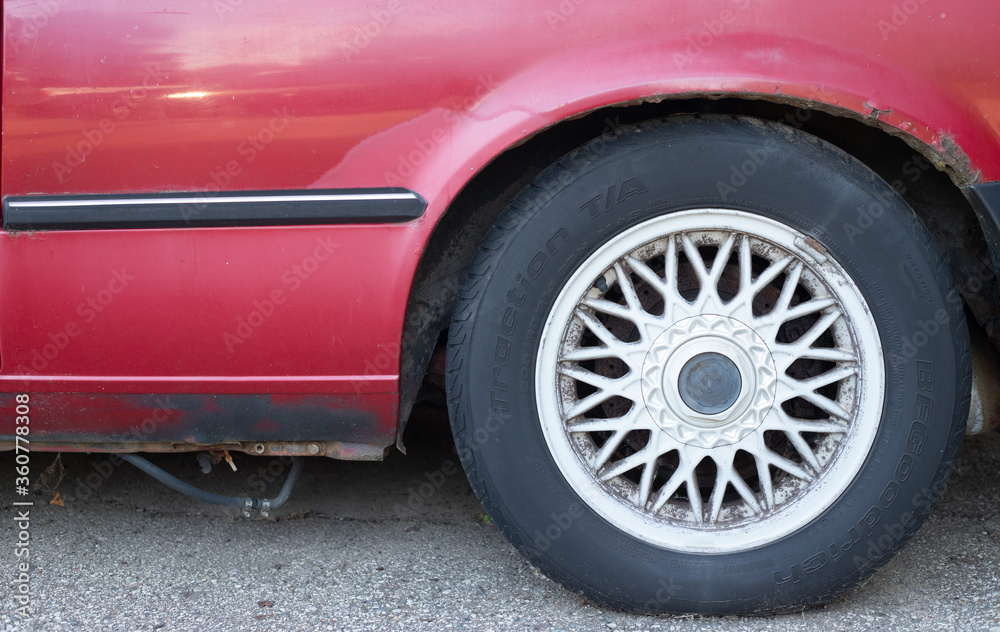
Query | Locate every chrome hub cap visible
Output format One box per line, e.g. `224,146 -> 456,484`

535,210 -> 884,553
676,352 -> 742,417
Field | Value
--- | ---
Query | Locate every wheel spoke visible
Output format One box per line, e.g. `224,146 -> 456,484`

798,390 -> 852,421
775,379 -> 852,421
664,234 -> 679,294
574,309 -> 620,346
592,429 -> 629,469
751,255 -> 794,296
614,262 -> 645,314
625,255 -> 666,294
755,456 -> 775,510
793,347 -> 856,363
687,233 -> 736,311
765,408 -> 849,435
650,464 -> 688,513
564,389 -> 617,420
738,237 -> 753,296
681,234 -> 710,286
558,363 -> 626,392
771,260 -> 803,316
785,430 -> 822,473
787,308 -> 842,350
625,253 -> 687,327
706,452 -> 764,524
561,345 -> 619,362
567,415 -> 636,434
708,470 -> 727,524
599,448 -> 650,482
637,454 -> 658,507
761,297 -> 836,328
708,234 -> 737,288
758,448 -> 814,481
794,364 -> 857,392
729,472 -> 762,515
685,467 -> 705,524
662,235 -> 695,321
782,296 -> 837,322
581,296 -> 637,323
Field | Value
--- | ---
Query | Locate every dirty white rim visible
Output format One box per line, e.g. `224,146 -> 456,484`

535,209 -> 884,553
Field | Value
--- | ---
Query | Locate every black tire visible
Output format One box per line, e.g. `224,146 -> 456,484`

446,115 -> 970,614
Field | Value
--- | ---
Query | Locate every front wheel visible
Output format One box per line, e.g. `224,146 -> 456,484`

447,115 -> 970,614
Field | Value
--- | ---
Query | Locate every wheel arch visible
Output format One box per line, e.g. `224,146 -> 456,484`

396,93 -> 998,444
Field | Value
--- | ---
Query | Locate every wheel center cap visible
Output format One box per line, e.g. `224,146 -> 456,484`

640,315 -> 777,447
678,352 -> 742,415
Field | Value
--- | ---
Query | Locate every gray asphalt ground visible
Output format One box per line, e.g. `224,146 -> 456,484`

2,404 -> 998,632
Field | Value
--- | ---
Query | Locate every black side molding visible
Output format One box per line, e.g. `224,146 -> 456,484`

1,188 -> 426,231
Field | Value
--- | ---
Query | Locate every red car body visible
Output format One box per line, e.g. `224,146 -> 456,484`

2,0 -> 999,455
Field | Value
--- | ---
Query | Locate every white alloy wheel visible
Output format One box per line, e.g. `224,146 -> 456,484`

536,210 -> 884,552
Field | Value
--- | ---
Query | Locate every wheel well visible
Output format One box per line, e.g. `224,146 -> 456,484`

396,97 -> 998,441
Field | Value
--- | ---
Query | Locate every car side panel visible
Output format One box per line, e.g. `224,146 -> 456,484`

2,0 -> 998,446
